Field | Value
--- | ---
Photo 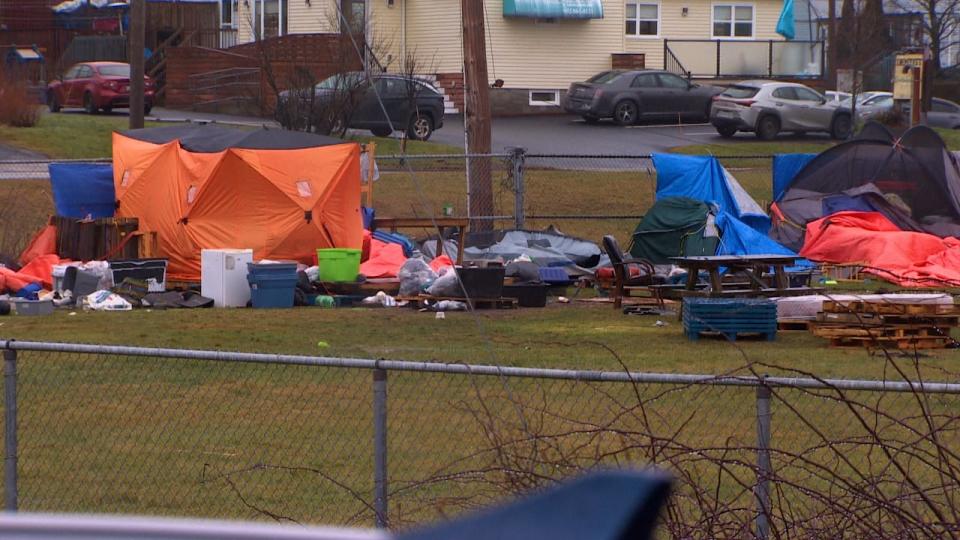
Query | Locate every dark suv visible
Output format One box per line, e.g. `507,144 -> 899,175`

278,72 -> 445,140
564,69 -> 722,125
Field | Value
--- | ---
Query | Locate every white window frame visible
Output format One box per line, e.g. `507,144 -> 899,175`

251,0 -> 286,39
529,90 -> 561,107
219,0 -> 238,29
711,3 -> 755,40
625,1 -> 660,38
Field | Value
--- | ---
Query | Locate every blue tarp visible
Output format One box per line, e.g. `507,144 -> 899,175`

776,0 -> 796,39
715,211 -> 812,270
653,153 -> 770,234
772,153 -> 816,202
49,163 -> 116,219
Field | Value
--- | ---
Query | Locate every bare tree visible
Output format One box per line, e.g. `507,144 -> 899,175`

891,0 -> 960,74
396,48 -> 439,152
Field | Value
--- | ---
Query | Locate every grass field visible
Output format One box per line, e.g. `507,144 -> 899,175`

0,113 -> 459,159
2,116 -> 960,530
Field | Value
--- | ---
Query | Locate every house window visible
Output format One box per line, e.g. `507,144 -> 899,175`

219,0 -> 238,28
529,90 -> 560,106
251,0 -> 288,39
341,0 -> 366,34
625,2 -> 659,37
713,4 -> 753,38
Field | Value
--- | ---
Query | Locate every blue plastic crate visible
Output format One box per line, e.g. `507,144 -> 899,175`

539,267 -> 572,285
247,263 -> 298,309
683,298 -> 777,341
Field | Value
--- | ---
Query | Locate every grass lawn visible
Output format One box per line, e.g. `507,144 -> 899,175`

2,116 -> 959,528
0,112 -> 460,159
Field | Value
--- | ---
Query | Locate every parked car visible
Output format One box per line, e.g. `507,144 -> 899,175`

824,90 -> 851,103
564,69 -> 722,125
855,91 -> 960,129
710,81 -> 852,140
277,72 -> 445,141
47,62 -> 154,115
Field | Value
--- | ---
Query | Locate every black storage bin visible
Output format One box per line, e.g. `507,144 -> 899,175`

456,266 -> 505,299
502,283 -> 548,307
110,258 -> 168,292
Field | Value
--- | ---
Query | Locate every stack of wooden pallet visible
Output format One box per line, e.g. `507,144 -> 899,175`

811,300 -> 959,349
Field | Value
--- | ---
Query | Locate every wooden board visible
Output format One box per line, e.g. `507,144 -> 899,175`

816,311 -> 960,326
822,300 -> 959,316
827,336 -> 950,350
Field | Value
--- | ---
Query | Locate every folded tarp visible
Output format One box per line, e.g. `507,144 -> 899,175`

49,163 -> 115,219
653,153 -> 770,234
360,238 -> 408,279
800,211 -> 960,287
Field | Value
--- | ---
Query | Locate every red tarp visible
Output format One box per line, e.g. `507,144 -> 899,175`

359,238 -> 407,279
800,211 -> 960,287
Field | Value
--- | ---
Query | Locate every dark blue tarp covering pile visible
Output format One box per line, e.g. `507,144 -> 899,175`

653,153 -> 770,234
49,163 -> 115,219
715,211 -> 812,269
772,153 -> 817,202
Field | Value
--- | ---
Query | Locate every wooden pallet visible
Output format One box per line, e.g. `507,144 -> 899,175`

778,319 -> 812,331
397,295 -> 518,310
828,336 -> 950,350
814,300 -> 958,349
822,300 -> 959,316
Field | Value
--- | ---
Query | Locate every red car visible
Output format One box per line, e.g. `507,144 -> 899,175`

47,61 -> 155,115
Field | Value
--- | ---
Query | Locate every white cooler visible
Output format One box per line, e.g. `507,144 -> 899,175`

201,249 -> 254,307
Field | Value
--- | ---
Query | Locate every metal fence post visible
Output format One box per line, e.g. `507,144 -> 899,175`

4,348 -> 18,512
508,147 -> 526,230
755,382 -> 772,540
373,367 -> 388,528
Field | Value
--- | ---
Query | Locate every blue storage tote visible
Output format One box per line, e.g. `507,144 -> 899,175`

683,298 -> 777,341
247,263 -> 298,309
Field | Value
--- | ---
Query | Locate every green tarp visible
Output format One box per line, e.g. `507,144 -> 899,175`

503,0 -> 603,19
630,197 -> 719,264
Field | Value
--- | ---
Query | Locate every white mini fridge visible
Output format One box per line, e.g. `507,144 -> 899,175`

201,249 -> 254,308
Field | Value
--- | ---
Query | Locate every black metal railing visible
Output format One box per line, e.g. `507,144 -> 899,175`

664,45 -> 691,79
664,39 -> 825,79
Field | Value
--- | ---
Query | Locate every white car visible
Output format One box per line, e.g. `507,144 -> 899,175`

825,90 -> 851,103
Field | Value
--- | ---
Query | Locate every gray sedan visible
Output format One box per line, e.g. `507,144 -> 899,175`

564,70 -> 722,125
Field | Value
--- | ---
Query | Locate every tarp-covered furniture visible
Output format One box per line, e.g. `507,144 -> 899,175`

113,124 -> 363,282
602,235 -> 664,309
653,153 -> 770,234
772,123 -> 960,251
630,197 -> 719,264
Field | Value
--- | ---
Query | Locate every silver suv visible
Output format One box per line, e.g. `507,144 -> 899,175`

710,81 -> 852,140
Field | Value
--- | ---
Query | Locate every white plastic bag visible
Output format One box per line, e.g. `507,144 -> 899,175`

86,290 -> 133,311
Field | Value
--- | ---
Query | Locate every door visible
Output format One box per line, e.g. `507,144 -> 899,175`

353,77 -> 404,129
629,73 -> 665,117
59,65 -> 81,105
930,98 -> 960,128
792,86 -> 833,130
656,73 -> 697,116
67,65 -> 93,106
769,87 -> 803,130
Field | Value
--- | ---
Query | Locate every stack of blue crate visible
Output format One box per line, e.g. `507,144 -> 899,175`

683,298 -> 777,341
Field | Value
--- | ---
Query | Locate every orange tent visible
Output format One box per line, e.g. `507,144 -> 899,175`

113,125 -> 362,282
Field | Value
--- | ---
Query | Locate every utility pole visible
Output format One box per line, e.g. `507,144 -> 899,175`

461,0 -> 493,232
827,0 -> 836,88
129,0 -> 146,129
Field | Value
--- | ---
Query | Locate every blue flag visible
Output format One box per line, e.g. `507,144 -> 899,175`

776,0 -> 796,40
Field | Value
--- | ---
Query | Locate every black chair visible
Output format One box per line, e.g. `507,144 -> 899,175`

602,235 -> 664,309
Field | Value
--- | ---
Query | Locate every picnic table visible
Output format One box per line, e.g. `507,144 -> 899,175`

669,254 -> 820,298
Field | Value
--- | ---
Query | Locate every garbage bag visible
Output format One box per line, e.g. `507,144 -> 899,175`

426,270 -> 461,297
399,258 -> 438,297
86,290 -> 133,311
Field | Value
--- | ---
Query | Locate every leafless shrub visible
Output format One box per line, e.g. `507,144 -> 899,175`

0,69 -> 41,127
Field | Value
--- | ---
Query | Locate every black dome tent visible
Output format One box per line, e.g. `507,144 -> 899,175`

771,122 -> 960,251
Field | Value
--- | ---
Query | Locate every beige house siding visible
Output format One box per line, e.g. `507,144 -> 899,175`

235,0 -> 789,87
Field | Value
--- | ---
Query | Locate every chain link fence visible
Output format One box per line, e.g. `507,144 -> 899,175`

2,341 -> 959,537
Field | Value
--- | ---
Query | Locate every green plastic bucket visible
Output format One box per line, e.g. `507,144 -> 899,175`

316,248 -> 361,282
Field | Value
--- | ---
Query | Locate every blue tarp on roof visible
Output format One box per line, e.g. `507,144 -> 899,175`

772,153 -> 817,202
653,153 -> 771,235
49,163 -> 116,219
